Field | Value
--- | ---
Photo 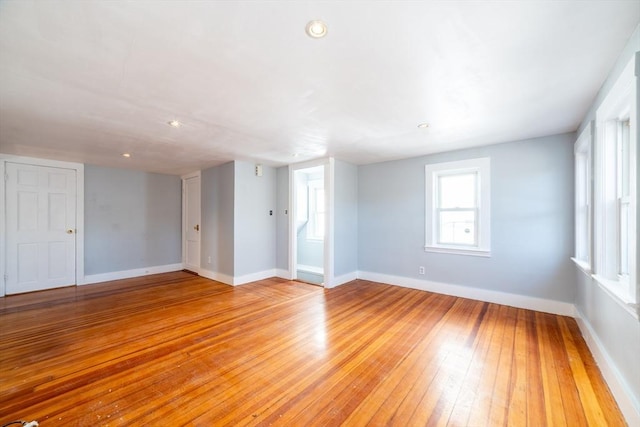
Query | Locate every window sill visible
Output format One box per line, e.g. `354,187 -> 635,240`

570,257 -> 591,275
592,274 -> 639,320
424,246 -> 491,257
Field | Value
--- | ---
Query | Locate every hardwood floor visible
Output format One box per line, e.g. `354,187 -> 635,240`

0,272 -> 625,426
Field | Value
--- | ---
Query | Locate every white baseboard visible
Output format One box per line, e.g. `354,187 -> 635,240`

198,268 -> 277,286
233,269 -> 277,286
297,264 -> 323,274
275,268 -> 291,280
198,268 -> 234,286
575,308 -> 640,425
357,271 -> 576,317
80,263 -> 183,285
328,271 -> 358,289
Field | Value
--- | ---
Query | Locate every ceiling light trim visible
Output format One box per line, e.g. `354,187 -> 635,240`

306,20 -> 328,38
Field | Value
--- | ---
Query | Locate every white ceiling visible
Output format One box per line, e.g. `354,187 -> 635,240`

0,1 -> 638,175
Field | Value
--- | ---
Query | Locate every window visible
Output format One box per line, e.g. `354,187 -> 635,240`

307,180 -> 325,240
425,158 -> 490,256
573,124 -> 592,269
593,57 -> 637,306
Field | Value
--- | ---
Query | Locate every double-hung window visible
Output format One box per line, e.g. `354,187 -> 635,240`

593,57 -> 637,307
573,124 -> 593,270
425,158 -> 490,256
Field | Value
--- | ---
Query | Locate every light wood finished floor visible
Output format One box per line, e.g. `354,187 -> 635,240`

0,272 -> 625,426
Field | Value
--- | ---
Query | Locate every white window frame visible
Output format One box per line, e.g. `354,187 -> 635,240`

425,158 -> 491,257
572,123 -> 593,272
593,57 -> 637,309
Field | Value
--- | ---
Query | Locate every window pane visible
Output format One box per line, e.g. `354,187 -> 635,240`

439,173 -> 477,209
620,201 -> 629,275
619,120 -> 630,197
438,210 -> 476,245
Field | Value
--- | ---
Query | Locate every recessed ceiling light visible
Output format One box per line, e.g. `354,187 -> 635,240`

122,153 -> 131,158
417,123 -> 430,129
306,20 -> 328,38
168,120 -> 181,128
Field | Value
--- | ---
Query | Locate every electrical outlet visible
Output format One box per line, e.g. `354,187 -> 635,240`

419,266 -> 425,275
207,256 -> 211,264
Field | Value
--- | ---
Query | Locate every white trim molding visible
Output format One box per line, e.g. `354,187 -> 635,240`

199,268 -> 277,287
357,271 -> 576,317
82,263 -> 183,285
575,308 -> 640,425
329,271 -> 358,289
198,268 -> 234,286
425,157 -> 491,256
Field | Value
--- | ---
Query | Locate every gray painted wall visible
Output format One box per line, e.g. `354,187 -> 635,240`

84,164 -> 181,275
358,133 -> 575,301
276,166 -> 289,271
334,160 -> 358,277
233,161 -> 276,276
574,25 -> 640,414
201,162 -> 235,276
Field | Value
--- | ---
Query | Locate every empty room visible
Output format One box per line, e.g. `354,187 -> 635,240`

0,1 -> 638,426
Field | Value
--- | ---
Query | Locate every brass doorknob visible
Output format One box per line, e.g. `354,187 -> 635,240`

194,224 -> 200,231
66,229 -> 74,234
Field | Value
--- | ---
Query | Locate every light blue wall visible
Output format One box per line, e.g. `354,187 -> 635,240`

84,164 -> 181,275
233,161 -> 276,276
201,162 -> 234,276
574,25 -> 640,415
358,134 -> 575,301
334,160 -> 358,278
276,166 -> 289,271
297,225 -> 323,268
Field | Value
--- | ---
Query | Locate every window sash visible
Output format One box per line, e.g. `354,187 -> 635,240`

435,207 -> 478,246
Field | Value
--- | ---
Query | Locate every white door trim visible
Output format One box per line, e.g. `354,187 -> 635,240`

181,170 -> 201,273
288,158 -> 335,288
0,154 -> 85,296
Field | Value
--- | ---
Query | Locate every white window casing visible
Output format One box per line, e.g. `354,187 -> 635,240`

425,157 -> 491,257
572,122 -> 593,272
593,57 -> 637,309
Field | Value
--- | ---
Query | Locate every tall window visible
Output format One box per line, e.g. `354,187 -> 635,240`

574,124 -> 592,268
593,57 -> 636,305
425,158 -> 490,256
617,119 -> 630,277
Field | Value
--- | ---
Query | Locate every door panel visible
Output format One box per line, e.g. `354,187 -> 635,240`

6,163 -> 77,294
183,175 -> 201,271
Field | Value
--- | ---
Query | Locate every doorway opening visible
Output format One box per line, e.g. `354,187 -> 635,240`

293,165 -> 325,286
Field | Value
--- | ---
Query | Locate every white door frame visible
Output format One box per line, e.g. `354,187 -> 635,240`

181,170 -> 201,273
0,154 -> 85,297
289,158 -> 335,288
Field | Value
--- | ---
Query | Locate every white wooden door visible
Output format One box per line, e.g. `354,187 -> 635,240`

5,163 -> 77,294
183,175 -> 200,272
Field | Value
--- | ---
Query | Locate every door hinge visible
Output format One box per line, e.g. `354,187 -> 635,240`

3,274 -> 7,283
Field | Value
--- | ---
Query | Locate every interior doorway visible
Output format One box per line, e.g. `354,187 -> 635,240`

293,165 -> 325,285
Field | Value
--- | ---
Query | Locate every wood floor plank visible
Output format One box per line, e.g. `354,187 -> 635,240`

0,272 -> 627,426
